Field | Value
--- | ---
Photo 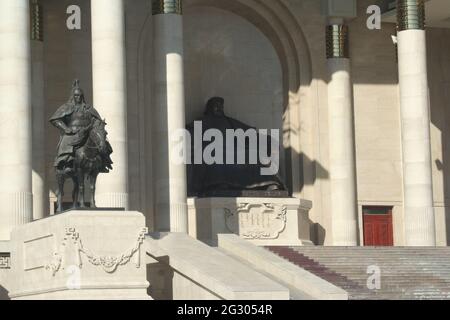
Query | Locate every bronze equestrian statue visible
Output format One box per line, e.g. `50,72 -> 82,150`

50,80 -> 113,213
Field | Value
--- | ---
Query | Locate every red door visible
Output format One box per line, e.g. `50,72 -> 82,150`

363,207 -> 394,246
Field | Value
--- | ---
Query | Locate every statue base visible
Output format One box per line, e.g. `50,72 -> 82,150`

8,211 -> 150,300
188,197 -> 313,246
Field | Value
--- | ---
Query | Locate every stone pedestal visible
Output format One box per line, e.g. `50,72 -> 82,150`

188,198 -> 313,246
8,211 -> 150,300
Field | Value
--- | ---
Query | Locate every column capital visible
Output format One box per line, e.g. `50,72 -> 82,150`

152,0 -> 182,16
326,24 -> 349,59
397,0 -> 425,31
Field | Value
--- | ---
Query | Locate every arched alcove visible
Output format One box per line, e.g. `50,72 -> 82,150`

183,6 -> 283,128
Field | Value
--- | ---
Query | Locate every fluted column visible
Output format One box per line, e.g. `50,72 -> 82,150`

0,0 -> 33,240
152,0 -> 188,233
31,0 -> 48,220
397,0 -> 435,246
91,0 -> 129,209
326,20 -> 359,246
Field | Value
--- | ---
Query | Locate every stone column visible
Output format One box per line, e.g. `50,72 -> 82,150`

397,0 -> 435,246
31,0 -> 48,220
152,0 -> 188,233
0,0 -> 33,240
91,0 -> 129,209
326,20 -> 359,246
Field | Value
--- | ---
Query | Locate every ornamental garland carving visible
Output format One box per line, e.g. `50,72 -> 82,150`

46,227 -> 148,276
224,203 -> 287,240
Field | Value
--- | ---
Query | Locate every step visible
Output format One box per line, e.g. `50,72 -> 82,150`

268,246 -> 450,300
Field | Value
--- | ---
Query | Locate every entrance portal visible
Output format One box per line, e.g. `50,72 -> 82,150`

363,206 -> 394,246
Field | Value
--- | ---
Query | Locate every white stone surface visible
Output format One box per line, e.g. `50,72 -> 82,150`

9,211 -> 150,300
218,234 -> 348,300
91,0 -> 129,209
0,0 -> 33,240
398,30 -> 436,246
188,197 -> 313,246
152,13 -> 188,233
0,241 -> 10,253
327,58 -> 359,246
146,232 -> 289,300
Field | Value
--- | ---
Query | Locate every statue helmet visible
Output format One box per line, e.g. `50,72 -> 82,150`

70,79 -> 85,102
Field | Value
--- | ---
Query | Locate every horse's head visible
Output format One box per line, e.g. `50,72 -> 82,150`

90,119 -> 109,154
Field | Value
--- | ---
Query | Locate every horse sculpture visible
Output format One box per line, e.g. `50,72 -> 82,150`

55,119 -> 113,213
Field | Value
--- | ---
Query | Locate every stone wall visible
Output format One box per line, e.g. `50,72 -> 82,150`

427,27 -> 450,246
350,0 -> 403,245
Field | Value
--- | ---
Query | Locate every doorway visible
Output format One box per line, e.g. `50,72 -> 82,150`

363,206 -> 394,246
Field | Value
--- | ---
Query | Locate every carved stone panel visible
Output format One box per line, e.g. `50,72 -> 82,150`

46,227 -> 148,276
23,234 -> 55,271
224,203 -> 287,240
0,253 -> 10,269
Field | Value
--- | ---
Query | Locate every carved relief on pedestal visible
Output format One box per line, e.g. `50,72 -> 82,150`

0,254 -> 10,269
46,227 -> 148,276
224,203 -> 287,240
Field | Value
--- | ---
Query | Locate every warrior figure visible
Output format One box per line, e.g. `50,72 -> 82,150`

50,80 -> 113,212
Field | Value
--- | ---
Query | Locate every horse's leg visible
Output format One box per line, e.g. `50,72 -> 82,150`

72,175 -> 79,209
56,171 -> 65,213
78,171 -> 86,208
89,172 -> 98,209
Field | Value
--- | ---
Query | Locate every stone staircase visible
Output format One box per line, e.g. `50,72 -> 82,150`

267,246 -> 450,300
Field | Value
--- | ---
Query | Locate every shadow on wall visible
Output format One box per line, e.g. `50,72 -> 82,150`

285,147 -> 329,245
0,285 -> 9,300
312,224 -> 327,246
427,27 -> 450,246
147,256 -> 174,300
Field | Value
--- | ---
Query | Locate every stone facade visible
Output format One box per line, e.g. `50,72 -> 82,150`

0,0 -> 446,247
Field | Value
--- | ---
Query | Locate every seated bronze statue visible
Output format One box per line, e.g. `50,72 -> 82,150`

186,97 -> 287,198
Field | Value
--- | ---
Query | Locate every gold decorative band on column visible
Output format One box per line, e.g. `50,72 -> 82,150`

30,0 -> 43,41
152,0 -> 182,15
397,0 -> 425,31
326,25 -> 349,59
